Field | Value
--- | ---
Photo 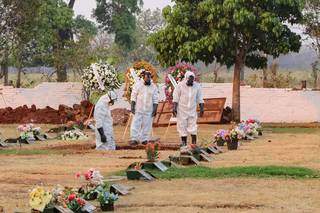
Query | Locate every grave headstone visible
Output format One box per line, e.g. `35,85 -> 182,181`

200,154 -> 212,162
153,161 -> 168,172
126,169 -> 156,181
35,135 -> 47,141
207,147 -> 220,154
82,201 -> 96,213
54,206 -> 73,213
110,184 -> 130,195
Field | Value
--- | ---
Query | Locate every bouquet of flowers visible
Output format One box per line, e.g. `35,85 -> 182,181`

98,191 -> 118,205
213,129 -> 229,146
29,187 -> 52,212
17,124 -> 41,141
82,61 -> 121,92
60,129 -> 88,141
145,142 -> 160,162
76,169 -> 106,201
66,193 -> 86,212
230,129 -> 239,142
124,60 -> 158,101
164,62 -> 199,102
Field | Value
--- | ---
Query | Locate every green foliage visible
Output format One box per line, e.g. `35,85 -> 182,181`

150,166 -> 320,179
150,0 -> 305,68
304,0 -> 320,55
94,0 -> 143,51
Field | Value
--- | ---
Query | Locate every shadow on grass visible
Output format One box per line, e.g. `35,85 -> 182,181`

142,166 -> 320,180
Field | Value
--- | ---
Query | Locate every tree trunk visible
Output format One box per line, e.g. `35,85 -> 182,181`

57,64 -> 68,82
68,0 -> 76,8
213,69 -> 218,83
262,68 -> 268,88
232,54 -> 243,122
16,67 -> 22,88
240,65 -> 245,83
1,49 -> 9,86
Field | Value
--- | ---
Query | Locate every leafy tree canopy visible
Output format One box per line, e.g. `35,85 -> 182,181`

150,0 -> 304,68
93,0 -> 143,51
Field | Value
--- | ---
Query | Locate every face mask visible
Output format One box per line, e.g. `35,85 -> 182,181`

186,76 -> 194,86
144,73 -> 152,86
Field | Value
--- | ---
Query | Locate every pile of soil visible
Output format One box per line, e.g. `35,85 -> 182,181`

0,101 -> 130,125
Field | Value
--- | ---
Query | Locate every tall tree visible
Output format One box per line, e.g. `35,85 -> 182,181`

93,0 -> 143,51
304,0 -> 320,88
150,0 -> 304,122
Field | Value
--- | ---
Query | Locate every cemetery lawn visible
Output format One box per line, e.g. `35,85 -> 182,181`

0,124 -> 320,212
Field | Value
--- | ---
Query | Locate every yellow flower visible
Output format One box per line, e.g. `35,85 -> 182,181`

29,187 -> 52,212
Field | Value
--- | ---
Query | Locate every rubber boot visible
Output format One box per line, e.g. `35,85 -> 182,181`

181,136 -> 187,147
191,135 -> 197,144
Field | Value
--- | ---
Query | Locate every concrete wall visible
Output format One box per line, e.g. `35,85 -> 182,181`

1,82 -> 319,123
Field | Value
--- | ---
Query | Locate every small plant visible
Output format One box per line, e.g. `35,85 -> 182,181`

145,142 -> 160,162
213,129 -> 229,146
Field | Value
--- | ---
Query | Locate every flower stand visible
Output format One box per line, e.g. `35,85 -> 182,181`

100,203 -> 115,212
227,139 -> 238,150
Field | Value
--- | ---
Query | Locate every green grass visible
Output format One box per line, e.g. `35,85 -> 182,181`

0,149 -> 63,155
146,166 -> 320,180
266,127 -> 320,134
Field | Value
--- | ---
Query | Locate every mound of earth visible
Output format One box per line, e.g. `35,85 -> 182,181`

0,101 -> 130,125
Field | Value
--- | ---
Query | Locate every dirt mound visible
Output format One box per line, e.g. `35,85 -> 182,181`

0,101 -> 130,125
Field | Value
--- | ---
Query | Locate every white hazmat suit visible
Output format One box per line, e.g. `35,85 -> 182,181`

94,92 -> 117,150
130,81 -> 159,142
173,72 -> 204,137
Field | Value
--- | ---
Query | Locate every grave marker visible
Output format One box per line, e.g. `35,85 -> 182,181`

110,184 -> 130,195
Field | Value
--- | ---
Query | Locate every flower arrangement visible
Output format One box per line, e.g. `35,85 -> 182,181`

82,61 -> 121,92
17,124 -> 41,141
213,129 -> 229,146
164,62 -> 200,102
76,168 -> 106,201
60,129 -> 88,141
145,142 -> 160,162
124,60 -> 158,101
66,193 -> 86,212
98,190 -> 119,211
29,187 -> 52,212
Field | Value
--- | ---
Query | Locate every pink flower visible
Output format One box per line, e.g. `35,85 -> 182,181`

75,172 -> 81,178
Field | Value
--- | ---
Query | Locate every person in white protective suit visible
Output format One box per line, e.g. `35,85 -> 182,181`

129,71 -> 159,146
94,91 -> 118,150
173,71 -> 204,146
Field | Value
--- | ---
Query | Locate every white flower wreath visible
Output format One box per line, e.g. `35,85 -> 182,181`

82,62 -> 122,92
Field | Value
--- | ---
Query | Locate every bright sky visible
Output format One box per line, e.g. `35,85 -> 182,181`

71,0 -> 172,20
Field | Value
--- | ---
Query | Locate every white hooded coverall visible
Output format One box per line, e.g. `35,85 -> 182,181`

173,72 -> 204,137
94,94 -> 116,150
130,81 -> 159,142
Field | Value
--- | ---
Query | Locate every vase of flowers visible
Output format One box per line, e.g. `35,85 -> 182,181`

98,191 -> 118,212
214,129 -> 228,146
164,62 -> 199,103
227,129 -> 238,150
